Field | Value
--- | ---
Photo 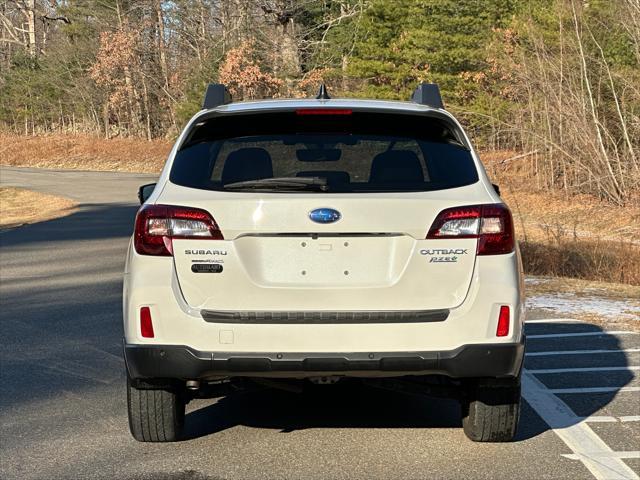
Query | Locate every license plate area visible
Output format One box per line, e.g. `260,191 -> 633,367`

234,235 -> 414,287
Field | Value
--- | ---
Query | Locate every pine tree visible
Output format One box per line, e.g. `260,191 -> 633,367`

347,0 -> 517,103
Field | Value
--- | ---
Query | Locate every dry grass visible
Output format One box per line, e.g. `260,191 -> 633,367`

0,187 -> 76,229
503,190 -> 640,244
482,150 -> 640,241
520,238 -> 640,285
0,133 -> 171,173
482,150 -> 640,286
526,276 -> 640,304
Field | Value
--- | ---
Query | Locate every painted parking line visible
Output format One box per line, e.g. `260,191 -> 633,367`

582,416 -> 640,423
526,348 -> 640,357
522,370 -> 639,480
563,452 -> 640,460
523,325 -> 640,478
528,331 -> 639,339
547,386 -> 640,394
527,366 -> 640,374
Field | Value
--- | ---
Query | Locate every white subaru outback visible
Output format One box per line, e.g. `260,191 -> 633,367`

123,83 -> 525,443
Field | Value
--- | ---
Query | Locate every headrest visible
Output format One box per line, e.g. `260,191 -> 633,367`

369,150 -> 424,183
221,148 -> 273,185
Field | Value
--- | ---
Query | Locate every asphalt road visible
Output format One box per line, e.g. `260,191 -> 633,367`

1,166 -> 638,480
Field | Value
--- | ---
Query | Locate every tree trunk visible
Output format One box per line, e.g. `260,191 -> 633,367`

14,0 -> 37,58
277,18 -> 300,79
26,0 -> 36,58
155,0 -> 169,90
103,102 -> 109,139
141,77 -> 152,141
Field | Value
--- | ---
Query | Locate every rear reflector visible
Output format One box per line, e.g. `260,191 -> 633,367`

427,203 -> 515,255
296,108 -> 352,115
496,306 -> 510,337
140,307 -> 155,338
134,204 -> 223,256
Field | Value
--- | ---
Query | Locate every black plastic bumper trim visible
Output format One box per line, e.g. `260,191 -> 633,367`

124,340 -> 525,380
200,309 -> 449,324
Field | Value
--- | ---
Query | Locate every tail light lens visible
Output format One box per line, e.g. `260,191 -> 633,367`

140,306 -> 155,338
496,305 -> 510,337
427,204 -> 514,255
134,204 -> 223,256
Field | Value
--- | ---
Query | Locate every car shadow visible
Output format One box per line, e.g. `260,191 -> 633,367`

0,203 -> 140,248
0,203 -> 139,409
182,380 -> 464,440
182,322 -> 634,442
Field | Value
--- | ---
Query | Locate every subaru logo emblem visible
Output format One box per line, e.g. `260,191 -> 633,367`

309,208 -> 341,224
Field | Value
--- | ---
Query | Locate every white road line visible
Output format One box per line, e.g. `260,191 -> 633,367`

563,452 -> 640,460
582,416 -> 640,423
522,370 -> 639,480
528,366 -> 640,374
526,348 -> 640,357
548,386 -> 640,394
526,318 -> 586,323
528,331 -> 638,339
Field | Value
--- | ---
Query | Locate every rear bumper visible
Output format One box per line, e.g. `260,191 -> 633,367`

124,339 -> 525,380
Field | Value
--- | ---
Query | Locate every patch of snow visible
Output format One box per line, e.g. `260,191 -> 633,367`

525,276 -> 552,286
527,292 -> 640,321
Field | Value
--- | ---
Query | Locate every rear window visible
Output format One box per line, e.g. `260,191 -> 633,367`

170,111 -> 478,193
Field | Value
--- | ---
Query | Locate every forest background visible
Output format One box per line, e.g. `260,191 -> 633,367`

1,0 -> 639,285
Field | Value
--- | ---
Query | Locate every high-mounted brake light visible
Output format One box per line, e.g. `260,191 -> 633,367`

427,204 -> 514,255
296,108 -> 352,116
134,204 -> 223,256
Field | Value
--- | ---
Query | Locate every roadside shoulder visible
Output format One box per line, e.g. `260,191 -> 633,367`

0,187 -> 76,230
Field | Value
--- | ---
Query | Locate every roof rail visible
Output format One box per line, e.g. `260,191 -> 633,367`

203,83 -> 232,109
410,83 -> 444,109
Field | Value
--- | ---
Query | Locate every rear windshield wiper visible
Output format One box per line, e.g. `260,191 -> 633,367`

223,176 -> 329,192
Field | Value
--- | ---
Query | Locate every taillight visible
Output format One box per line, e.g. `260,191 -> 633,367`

134,204 -> 223,256
427,204 -> 514,255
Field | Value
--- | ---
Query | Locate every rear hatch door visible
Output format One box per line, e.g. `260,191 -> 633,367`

164,108 -> 487,311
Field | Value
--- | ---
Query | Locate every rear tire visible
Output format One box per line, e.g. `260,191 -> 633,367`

461,379 -> 520,442
127,376 -> 185,442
